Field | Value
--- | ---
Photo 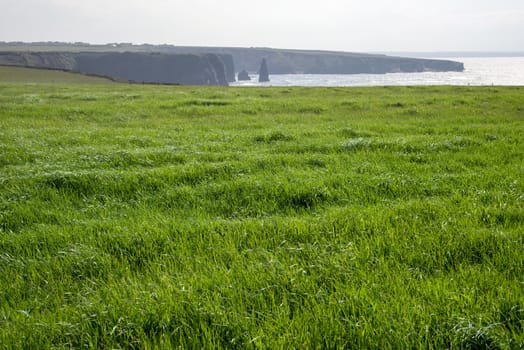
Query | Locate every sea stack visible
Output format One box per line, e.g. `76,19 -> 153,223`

258,58 -> 270,82
238,70 -> 251,81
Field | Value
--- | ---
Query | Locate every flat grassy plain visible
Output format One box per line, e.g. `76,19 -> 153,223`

0,70 -> 523,348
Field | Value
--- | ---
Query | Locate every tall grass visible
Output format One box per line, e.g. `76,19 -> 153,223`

0,82 -> 523,348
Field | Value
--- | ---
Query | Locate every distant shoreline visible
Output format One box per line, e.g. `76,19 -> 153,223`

2,42 -> 521,59
377,51 -> 524,58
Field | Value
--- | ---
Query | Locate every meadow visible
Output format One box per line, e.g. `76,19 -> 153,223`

0,68 -> 523,348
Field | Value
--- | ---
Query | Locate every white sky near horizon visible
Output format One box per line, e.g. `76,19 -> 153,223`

1,0 -> 523,52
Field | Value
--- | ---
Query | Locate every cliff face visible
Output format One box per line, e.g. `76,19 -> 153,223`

74,52 -> 228,85
0,43 -> 466,78
0,52 -> 230,85
155,46 -> 464,74
222,49 -> 464,74
297,55 -> 465,74
216,54 -> 236,82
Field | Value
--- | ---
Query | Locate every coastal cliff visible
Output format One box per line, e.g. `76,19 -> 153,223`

0,51 -> 230,85
0,43 -> 465,79
153,46 -> 464,74
75,52 -> 229,85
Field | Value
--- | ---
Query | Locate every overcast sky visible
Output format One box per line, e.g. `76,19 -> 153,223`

1,0 -> 523,52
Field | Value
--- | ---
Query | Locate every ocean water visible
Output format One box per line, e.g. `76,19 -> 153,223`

231,57 -> 524,87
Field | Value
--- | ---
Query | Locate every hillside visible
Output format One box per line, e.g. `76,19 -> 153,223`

0,65 -> 116,84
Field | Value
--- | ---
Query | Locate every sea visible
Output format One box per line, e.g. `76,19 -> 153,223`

230,57 -> 524,87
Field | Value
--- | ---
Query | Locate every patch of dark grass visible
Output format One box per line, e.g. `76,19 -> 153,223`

297,106 -> 326,114
181,99 -> 232,107
499,303 -> 523,332
387,102 -> 405,108
305,158 -> 326,168
452,320 -> 502,350
254,131 -> 294,143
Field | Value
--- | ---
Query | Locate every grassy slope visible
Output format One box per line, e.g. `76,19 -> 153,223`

0,81 -> 523,349
0,66 -> 115,84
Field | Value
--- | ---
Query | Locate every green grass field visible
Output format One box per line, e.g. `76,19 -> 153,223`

0,73 -> 523,348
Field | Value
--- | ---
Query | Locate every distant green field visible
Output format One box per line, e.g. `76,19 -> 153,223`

0,80 -> 523,349
0,65 -> 115,84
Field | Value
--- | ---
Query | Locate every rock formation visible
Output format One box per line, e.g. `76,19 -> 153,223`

217,54 -> 236,82
237,70 -> 251,81
258,58 -> 269,82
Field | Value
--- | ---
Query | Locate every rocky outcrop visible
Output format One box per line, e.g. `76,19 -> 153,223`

217,54 -> 236,82
237,70 -> 251,81
258,58 -> 269,82
201,53 -> 228,85
0,51 -> 230,85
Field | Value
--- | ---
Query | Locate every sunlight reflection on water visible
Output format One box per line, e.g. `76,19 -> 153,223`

231,57 -> 524,87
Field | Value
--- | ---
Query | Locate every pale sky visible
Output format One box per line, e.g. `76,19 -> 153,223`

1,0 -> 523,52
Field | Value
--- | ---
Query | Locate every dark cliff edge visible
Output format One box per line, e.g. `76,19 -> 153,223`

0,51 -> 77,70
0,51 -> 230,86
216,54 -> 236,82
74,52 -> 228,85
